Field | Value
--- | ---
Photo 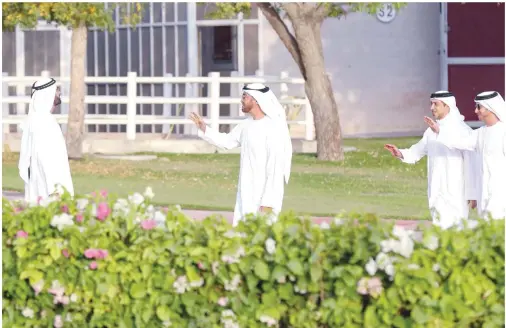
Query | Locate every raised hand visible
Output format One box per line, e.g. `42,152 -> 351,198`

424,116 -> 439,134
384,144 -> 403,159
189,112 -> 207,132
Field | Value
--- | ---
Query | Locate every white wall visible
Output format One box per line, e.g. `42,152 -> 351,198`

261,3 -> 441,137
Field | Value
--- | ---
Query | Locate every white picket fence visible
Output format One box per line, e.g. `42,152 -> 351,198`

2,70 -> 315,141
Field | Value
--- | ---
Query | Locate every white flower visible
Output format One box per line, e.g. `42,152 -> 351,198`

162,320 -> 172,327
21,307 -> 34,318
221,309 -> 236,319
217,297 -> 229,306
365,258 -> 377,276
78,227 -> 86,233
260,315 -> 278,327
397,235 -> 415,258
385,264 -> 395,277
32,279 -> 44,295
334,218 -> 344,226
65,313 -> 72,322
90,204 -> 97,217
189,278 -> 204,288
144,187 -> 155,199
40,310 -> 47,318
375,252 -> 392,270
113,198 -> 130,217
265,238 -> 276,255
54,315 -> 63,328
277,276 -> 286,284
432,263 -> 440,272
289,275 -> 296,282
392,226 -> 412,239
224,274 -> 241,291
50,213 -> 75,231
174,204 -> 182,212
380,239 -> 398,253
39,194 -> 59,207
147,205 -> 155,213
70,293 -> 78,302
173,276 -> 189,294
76,198 -> 89,211
55,184 -> 65,195
407,263 -> 420,270
424,235 -> 439,251
294,285 -> 307,294
320,222 -> 330,229
129,192 -> 145,206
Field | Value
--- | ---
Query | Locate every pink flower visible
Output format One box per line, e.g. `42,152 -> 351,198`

197,262 -> 205,270
14,207 -> 23,214
96,202 -> 111,221
60,204 -> 69,213
140,219 -> 157,230
89,261 -> 98,270
37,196 -> 42,204
100,189 -> 108,198
32,280 -> 44,295
16,230 -> 28,239
217,297 -> 228,306
76,213 -> 84,223
84,248 -> 108,259
90,191 -> 96,197
356,277 -> 368,295
54,314 -> 63,328
62,249 -> 70,258
367,276 -> 383,298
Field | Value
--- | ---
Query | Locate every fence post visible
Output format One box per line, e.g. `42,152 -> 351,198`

255,69 -> 264,77
280,71 -> 289,99
162,73 -> 173,134
41,70 -> 50,79
208,72 -> 220,131
126,72 -> 137,140
2,72 -> 9,140
185,73 -> 199,136
230,71 -> 241,117
304,97 -> 315,141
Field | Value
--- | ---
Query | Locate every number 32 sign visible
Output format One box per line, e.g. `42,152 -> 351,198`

376,3 -> 396,23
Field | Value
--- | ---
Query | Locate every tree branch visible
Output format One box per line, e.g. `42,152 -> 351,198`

257,3 -> 306,79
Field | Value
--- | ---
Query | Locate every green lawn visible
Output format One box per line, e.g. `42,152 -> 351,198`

2,137 -> 433,219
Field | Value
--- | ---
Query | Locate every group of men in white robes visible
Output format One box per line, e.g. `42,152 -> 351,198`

385,90 -> 506,229
21,76 -> 505,229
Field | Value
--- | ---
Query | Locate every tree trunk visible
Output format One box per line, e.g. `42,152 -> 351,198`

292,20 -> 344,161
66,22 -> 87,159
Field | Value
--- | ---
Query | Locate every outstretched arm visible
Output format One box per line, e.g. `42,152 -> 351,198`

398,131 -> 429,164
198,124 -> 243,150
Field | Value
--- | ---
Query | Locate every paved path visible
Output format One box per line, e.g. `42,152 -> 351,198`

2,190 -> 428,230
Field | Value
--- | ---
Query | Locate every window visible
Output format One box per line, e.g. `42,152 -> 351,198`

212,26 -> 233,62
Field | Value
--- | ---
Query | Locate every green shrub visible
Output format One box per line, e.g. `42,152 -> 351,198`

2,188 -> 504,328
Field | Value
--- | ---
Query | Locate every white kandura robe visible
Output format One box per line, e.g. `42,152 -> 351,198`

198,116 -> 286,225
437,121 -> 506,220
398,116 -> 478,228
20,116 -> 75,202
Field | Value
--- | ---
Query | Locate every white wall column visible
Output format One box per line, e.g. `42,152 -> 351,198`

15,26 -> 25,117
59,26 -> 72,133
186,2 -> 199,135
237,12 -> 245,75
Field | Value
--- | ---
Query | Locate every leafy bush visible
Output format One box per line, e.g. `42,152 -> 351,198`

2,188 -> 505,327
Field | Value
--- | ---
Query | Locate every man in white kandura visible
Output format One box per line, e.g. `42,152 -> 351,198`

18,78 -> 74,203
189,83 -> 292,226
384,91 -> 478,229
425,91 -> 506,220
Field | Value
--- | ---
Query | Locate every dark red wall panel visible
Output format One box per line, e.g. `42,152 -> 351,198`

448,64 -> 505,121
447,3 -> 505,57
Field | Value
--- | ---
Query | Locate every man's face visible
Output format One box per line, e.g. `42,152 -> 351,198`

52,86 -> 62,113
474,103 -> 489,121
241,92 -> 255,113
430,100 -> 449,120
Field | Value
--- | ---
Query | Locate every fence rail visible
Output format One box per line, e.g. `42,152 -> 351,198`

2,70 -> 315,141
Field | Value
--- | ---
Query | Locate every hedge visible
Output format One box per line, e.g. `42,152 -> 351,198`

2,188 -> 505,328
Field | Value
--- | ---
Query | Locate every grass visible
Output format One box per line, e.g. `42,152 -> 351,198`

2,137 -> 433,220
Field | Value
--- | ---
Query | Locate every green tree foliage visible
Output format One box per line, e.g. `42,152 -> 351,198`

204,3 -> 406,161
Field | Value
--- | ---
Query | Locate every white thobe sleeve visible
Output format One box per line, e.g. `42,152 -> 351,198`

437,127 -> 479,151
398,130 -> 429,164
197,123 -> 242,150
463,150 -> 478,200
259,134 -> 285,209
